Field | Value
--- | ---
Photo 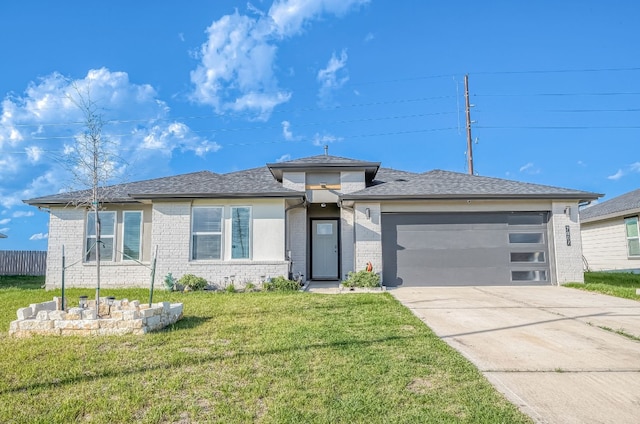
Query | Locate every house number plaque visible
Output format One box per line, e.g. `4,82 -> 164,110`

565,225 -> 571,246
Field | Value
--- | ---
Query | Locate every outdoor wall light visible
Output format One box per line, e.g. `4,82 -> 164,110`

321,202 -> 327,208
564,206 -> 572,217
365,208 -> 371,219
106,296 -> 115,315
79,295 -> 88,309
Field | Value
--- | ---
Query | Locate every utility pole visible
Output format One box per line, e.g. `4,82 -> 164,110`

464,74 -> 474,175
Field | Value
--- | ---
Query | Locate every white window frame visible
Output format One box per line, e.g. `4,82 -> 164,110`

122,210 -> 143,261
85,211 -> 116,262
191,206 -> 224,261
231,206 -> 252,260
625,216 -> 640,258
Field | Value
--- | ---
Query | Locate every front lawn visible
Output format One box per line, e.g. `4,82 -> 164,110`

0,281 -> 531,423
565,272 -> 640,300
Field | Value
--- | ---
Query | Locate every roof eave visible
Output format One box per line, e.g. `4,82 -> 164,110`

128,192 -> 304,200
581,207 -> 640,223
341,193 -> 602,201
267,162 -> 381,182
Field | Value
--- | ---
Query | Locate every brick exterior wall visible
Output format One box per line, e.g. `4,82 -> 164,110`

354,203 -> 382,275
288,207 -> 307,279
550,201 -> 585,284
340,207 -> 355,279
46,207 -> 150,290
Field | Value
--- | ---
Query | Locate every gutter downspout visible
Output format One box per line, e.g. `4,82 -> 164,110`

285,197 -> 307,279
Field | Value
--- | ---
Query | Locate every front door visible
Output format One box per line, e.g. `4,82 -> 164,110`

311,219 -> 339,279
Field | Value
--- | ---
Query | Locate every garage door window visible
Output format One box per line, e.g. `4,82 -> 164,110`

509,233 -> 544,244
512,270 -> 547,281
510,252 -> 545,263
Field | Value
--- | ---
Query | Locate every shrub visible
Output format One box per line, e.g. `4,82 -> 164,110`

178,274 -> 208,291
163,273 -> 176,291
263,276 -> 300,292
225,283 -> 237,293
342,270 -> 381,288
245,282 -> 256,292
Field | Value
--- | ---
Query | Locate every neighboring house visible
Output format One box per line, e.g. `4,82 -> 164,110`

25,154 -> 600,289
580,188 -> 640,273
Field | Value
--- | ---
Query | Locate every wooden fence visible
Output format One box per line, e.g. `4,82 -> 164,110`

0,251 -> 47,276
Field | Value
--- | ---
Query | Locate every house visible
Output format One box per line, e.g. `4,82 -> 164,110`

580,188 -> 640,273
25,154 -> 600,289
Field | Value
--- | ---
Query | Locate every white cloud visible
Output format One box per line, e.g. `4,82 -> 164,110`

282,121 -> 294,140
26,145 -> 44,162
268,0 -> 370,37
312,132 -> 342,146
519,162 -> 533,172
0,68 -> 218,207
12,211 -> 34,218
364,32 -> 374,42
0,218 -> 10,225
190,1 -> 367,118
606,162 -> 640,181
29,232 -> 48,240
607,169 -> 624,180
0,227 -> 8,233
317,49 -> 349,104
519,162 -> 540,174
276,154 -> 291,162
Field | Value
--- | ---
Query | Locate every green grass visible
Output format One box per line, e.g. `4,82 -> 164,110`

0,278 -> 531,423
565,272 -> 640,300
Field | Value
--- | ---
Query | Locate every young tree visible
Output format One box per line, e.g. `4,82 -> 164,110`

64,84 -> 125,317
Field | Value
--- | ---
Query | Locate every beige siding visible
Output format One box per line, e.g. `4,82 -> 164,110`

582,218 -> 639,271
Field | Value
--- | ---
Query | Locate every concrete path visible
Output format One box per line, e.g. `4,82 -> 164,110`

390,286 -> 640,424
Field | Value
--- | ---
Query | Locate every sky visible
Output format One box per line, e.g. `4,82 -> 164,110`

0,0 -> 639,250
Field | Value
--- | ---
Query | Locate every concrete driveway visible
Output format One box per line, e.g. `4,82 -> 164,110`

390,286 -> 640,424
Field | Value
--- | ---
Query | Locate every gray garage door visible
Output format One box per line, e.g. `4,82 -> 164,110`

381,212 -> 551,287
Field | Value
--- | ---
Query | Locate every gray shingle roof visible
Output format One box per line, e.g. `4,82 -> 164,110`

25,169 -> 302,206
274,154 -> 379,166
0,233 -> 6,238
24,155 -> 601,206
580,188 -> 640,221
267,154 -> 380,182
343,169 -> 600,200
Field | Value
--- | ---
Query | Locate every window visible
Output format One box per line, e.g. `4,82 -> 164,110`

192,207 -> 223,260
122,211 -> 143,261
509,233 -> 544,244
231,207 -> 251,259
510,252 -> 546,263
512,270 -> 547,282
625,217 -> 640,257
86,211 -> 116,261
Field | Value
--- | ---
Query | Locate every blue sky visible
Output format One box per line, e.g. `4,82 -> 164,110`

1,0 -> 639,250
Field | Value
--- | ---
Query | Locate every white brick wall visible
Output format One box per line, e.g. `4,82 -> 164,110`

288,208 -> 307,279
45,207 -> 150,290
340,207 -> 355,279
45,201 -> 289,289
152,201 -> 288,288
550,201 -> 585,284
354,203 -> 382,274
